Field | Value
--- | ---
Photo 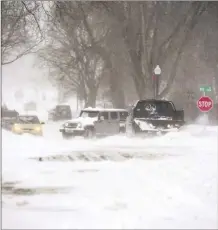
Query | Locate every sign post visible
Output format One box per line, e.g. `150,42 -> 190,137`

197,96 -> 213,129
199,86 -> 212,96
197,86 -> 213,128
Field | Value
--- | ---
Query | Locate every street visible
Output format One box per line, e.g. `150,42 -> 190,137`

2,123 -> 217,229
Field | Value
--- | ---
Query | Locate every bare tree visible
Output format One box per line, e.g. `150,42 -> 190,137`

35,1 -> 212,112
95,1 -> 208,99
1,0 -> 43,65
37,1 -> 105,107
75,2 -> 127,107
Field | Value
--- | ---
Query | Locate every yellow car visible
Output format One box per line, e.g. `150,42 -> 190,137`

12,115 -> 44,136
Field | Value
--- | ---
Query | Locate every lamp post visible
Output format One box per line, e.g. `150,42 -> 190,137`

153,65 -> 161,99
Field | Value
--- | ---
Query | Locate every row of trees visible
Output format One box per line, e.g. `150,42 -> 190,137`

2,1 -> 218,118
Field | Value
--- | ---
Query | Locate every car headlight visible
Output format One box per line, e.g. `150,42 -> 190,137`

14,124 -> 21,131
77,123 -> 82,128
64,122 -> 69,127
35,126 -> 41,131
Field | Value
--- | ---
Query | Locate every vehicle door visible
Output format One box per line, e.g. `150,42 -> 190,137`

108,111 -> 120,135
94,112 -> 110,136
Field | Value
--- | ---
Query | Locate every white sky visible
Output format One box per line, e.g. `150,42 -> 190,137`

1,54 -> 78,114
2,54 -> 58,108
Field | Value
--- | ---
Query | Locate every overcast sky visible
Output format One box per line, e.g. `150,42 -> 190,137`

2,54 -> 58,109
1,54 -> 79,114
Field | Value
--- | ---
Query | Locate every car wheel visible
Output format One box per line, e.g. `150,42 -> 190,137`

84,128 -> 95,139
119,126 -> 126,134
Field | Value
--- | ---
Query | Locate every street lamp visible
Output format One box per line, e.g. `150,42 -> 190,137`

153,65 -> 161,99
154,65 -> 161,75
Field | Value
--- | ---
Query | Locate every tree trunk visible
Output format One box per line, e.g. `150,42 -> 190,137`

110,87 -> 126,108
84,88 -> 97,108
108,66 -> 126,108
138,76 -> 154,99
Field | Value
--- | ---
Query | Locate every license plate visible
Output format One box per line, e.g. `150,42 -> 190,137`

65,128 -> 75,133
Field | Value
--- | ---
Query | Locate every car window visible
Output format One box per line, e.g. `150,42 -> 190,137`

134,101 -> 174,118
99,112 -> 109,120
80,111 -> 99,118
120,111 -> 128,120
17,116 -> 40,124
110,112 -> 118,120
56,105 -> 71,112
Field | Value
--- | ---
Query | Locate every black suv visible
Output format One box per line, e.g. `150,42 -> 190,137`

48,105 -> 72,121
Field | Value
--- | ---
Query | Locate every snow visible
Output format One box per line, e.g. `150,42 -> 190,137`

2,121 -> 218,229
66,116 -> 98,127
83,107 -> 127,112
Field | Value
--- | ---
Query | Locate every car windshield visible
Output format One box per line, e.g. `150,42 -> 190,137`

134,101 -> 174,118
17,116 -> 40,124
80,111 -> 99,118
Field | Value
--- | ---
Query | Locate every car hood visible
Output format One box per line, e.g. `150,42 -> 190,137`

14,123 -> 41,129
67,117 -> 98,126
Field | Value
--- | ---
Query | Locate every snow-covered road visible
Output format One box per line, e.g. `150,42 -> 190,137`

2,123 -> 217,229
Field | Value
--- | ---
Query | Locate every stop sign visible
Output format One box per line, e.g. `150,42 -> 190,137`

197,96 -> 213,112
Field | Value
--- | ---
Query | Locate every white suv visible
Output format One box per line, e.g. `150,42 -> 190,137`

59,108 -> 128,139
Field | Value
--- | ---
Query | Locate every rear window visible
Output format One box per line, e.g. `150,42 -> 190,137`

17,116 -> 40,124
134,101 -> 174,117
56,105 -> 71,112
110,112 -> 118,120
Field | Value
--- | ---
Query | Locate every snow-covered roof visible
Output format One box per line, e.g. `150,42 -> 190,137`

19,114 -> 39,117
56,104 -> 70,106
82,107 -> 127,112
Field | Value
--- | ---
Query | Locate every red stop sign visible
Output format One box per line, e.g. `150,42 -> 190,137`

197,96 -> 213,112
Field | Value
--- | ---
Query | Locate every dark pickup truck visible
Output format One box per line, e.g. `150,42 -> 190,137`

126,99 -> 185,135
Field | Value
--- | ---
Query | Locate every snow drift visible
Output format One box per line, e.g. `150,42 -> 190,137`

2,123 -> 217,229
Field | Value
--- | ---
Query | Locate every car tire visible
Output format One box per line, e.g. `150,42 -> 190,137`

119,126 -> 126,133
84,128 -> 95,139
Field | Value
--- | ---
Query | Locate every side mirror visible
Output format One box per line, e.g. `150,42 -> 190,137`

41,121 -> 45,125
100,116 -> 104,121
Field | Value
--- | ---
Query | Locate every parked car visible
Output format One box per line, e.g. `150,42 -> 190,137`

59,107 -> 128,139
126,99 -> 185,136
48,104 -> 72,121
1,108 -> 19,131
